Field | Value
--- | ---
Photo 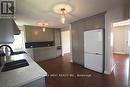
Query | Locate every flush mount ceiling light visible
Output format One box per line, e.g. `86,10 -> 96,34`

53,3 -> 72,24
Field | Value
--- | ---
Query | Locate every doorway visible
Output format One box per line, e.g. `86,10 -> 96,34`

111,20 -> 130,87
61,29 -> 71,55
113,26 -> 129,54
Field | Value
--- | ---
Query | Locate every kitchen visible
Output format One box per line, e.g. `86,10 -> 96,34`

0,19 -> 48,87
0,0 -> 130,87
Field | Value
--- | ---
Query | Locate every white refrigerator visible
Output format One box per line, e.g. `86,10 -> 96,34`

84,29 -> 103,73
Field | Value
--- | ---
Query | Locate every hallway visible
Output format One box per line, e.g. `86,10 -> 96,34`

113,54 -> 129,87
38,54 -> 129,87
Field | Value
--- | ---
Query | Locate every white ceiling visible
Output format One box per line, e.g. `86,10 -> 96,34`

15,0 -> 124,28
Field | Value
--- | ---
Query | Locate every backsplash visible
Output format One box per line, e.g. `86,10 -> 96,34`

25,41 -> 54,48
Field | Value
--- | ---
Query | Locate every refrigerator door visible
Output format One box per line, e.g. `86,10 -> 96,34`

84,29 -> 103,54
84,53 -> 103,73
84,29 -> 103,73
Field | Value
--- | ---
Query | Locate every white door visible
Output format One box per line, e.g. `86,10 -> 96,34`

61,30 -> 71,56
84,29 -> 103,73
113,28 -> 128,54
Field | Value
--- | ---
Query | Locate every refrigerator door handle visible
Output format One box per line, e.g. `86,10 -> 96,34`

95,53 -> 102,55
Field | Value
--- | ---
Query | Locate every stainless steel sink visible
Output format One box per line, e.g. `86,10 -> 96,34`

1,59 -> 29,72
12,51 -> 26,55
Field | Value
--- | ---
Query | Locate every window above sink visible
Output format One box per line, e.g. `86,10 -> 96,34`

9,28 -> 25,52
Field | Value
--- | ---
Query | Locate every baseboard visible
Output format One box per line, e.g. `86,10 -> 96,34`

113,52 -> 128,55
62,52 -> 71,56
104,70 -> 111,75
104,63 -> 116,75
70,59 -> 73,63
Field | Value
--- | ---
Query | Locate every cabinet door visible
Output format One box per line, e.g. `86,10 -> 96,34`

54,29 -> 62,57
47,28 -> 54,41
31,28 -> 48,42
25,26 -> 54,42
55,29 -> 61,46
25,49 -> 34,60
25,27 -> 32,42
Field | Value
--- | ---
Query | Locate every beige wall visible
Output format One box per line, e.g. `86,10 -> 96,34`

123,0 -> 129,20
71,13 -> 105,66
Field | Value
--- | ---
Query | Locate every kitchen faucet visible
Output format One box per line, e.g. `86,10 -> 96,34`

0,45 -> 14,56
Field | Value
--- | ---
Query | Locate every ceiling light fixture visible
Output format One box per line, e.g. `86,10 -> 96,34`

42,27 -> 46,32
37,22 -> 48,32
53,4 -> 72,24
61,8 -> 66,24
42,23 -> 48,32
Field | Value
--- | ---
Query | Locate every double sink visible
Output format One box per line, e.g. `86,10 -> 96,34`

0,51 -> 29,72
